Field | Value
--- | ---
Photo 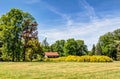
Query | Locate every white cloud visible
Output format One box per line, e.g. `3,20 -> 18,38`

38,17 -> 120,50
41,1 -> 73,26
37,0 -> 120,50
78,0 -> 98,21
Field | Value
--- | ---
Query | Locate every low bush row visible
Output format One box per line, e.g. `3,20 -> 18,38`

44,55 -> 113,62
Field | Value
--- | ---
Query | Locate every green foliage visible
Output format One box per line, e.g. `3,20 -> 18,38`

51,40 -> 65,56
76,40 -> 88,55
116,42 -> 120,60
27,39 -> 43,61
45,55 -> 113,62
98,29 -> 120,60
0,8 -> 40,61
42,38 -> 51,52
0,8 -> 28,61
64,38 -> 88,56
91,44 -> 95,55
95,43 -> 102,55
64,38 -> 78,56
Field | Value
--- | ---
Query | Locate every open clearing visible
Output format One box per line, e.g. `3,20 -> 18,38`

0,61 -> 120,79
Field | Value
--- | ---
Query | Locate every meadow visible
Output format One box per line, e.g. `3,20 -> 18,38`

0,61 -> 120,79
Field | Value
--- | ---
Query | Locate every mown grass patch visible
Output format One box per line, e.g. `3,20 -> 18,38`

0,61 -> 120,79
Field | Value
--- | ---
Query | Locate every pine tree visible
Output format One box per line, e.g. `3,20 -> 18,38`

91,44 -> 95,55
95,43 -> 102,55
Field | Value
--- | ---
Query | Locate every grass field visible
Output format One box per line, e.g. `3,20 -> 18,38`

0,61 -> 120,79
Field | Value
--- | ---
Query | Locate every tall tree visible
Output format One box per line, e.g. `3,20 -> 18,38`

97,29 -> 120,60
42,38 -> 50,52
21,19 -> 38,61
91,44 -> 96,55
0,41 -> 2,59
115,40 -> 120,60
51,40 -> 65,56
117,43 -> 120,60
64,38 -> 88,56
0,8 -> 38,61
0,9 -> 24,61
27,39 -> 43,61
64,38 -> 78,56
76,40 -> 88,56
95,43 -> 102,55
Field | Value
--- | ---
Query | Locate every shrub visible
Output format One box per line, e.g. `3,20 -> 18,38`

44,55 -> 113,62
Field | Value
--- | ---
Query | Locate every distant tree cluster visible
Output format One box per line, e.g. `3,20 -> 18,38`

42,38 -> 88,56
90,29 -> 120,60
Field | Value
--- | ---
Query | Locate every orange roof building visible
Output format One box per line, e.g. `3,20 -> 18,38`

44,52 -> 59,58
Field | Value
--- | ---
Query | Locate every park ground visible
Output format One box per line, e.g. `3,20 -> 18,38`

0,61 -> 120,79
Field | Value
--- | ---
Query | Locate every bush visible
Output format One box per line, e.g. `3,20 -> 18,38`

44,55 -> 113,62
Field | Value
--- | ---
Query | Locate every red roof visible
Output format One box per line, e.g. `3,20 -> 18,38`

45,52 -> 59,56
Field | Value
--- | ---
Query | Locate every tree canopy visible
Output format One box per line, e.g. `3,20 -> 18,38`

0,8 -> 42,61
97,29 -> 120,60
64,38 -> 88,56
51,40 -> 65,56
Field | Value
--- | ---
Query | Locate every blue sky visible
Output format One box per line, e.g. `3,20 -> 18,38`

0,0 -> 120,50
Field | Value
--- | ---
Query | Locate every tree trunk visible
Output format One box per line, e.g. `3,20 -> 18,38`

12,50 -> 15,62
23,46 -> 26,61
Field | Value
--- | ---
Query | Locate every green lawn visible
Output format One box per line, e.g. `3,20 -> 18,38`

0,61 -> 120,79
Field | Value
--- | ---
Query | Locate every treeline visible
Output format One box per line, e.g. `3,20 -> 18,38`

42,38 -> 88,56
0,8 -> 120,61
41,30 -> 120,61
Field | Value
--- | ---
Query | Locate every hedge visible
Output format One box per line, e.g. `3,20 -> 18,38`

44,55 -> 113,62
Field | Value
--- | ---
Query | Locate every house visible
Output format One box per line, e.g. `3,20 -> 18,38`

44,52 -> 59,58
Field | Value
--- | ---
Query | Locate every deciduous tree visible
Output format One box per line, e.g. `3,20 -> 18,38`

51,40 -> 65,56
